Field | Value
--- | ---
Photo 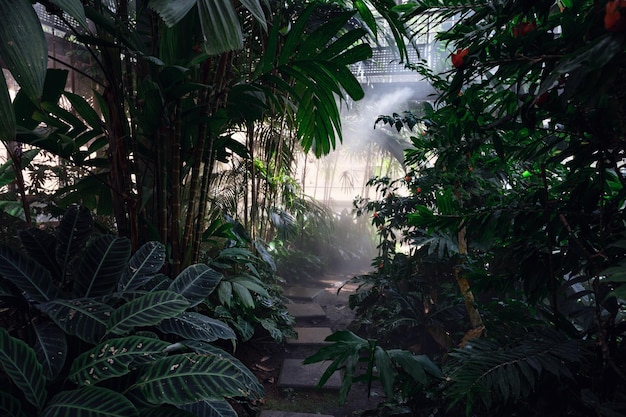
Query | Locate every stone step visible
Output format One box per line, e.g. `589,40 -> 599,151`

286,303 -> 326,321
283,286 -> 324,301
286,327 -> 333,346
260,411 -> 334,417
278,359 -> 342,390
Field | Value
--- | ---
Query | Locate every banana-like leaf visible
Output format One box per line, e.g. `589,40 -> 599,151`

133,353 -> 262,405
48,0 -> 88,29
197,0 -> 242,55
18,228 -> 61,279
0,391 -> 27,417
0,0 -> 47,104
0,66 -> 16,142
180,399 -> 237,417
73,235 -> 131,297
70,336 -> 169,386
55,205 -> 94,275
183,340 -> 263,395
148,0 -> 196,26
107,291 -> 190,335
168,264 -> 223,307
119,241 -> 166,292
0,328 -> 47,410
33,321 -> 68,381
159,312 -> 235,342
41,386 -> 139,417
0,244 -> 60,303
40,298 -> 114,344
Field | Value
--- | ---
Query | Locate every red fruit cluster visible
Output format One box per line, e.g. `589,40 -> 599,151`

512,21 -> 537,37
451,48 -> 469,69
606,0 -> 626,32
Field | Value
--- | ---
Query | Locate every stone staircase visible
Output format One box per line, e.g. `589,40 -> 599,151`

259,278 -> 382,417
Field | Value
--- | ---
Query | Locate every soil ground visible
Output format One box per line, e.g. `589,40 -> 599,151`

237,269 -> 384,417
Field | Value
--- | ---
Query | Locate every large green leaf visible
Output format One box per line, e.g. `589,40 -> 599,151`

0,327 -> 47,410
133,353 -> 262,405
197,0 -> 243,55
40,298 -> 114,344
0,67 -> 16,142
119,241 -> 166,292
55,205 -> 94,275
180,399 -> 237,417
0,0 -> 47,104
70,336 -> 169,386
33,321 -> 67,381
159,312 -> 235,342
149,0 -> 196,26
183,340 -> 263,395
73,235 -> 131,297
106,291 -> 190,335
41,386 -> 139,417
0,244 -> 60,303
238,0 -> 268,31
168,264 -> 222,307
18,228 -> 61,279
48,0 -> 88,29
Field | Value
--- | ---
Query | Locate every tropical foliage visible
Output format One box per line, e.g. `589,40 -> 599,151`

0,205 -> 265,417
306,0 -> 626,415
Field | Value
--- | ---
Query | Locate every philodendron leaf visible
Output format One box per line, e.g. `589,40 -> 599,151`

107,291 -> 190,335
0,0 -> 47,104
0,328 -> 47,410
159,312 -> 235,342
168,264 -> 222,307
119,241 -> 166,292
40,298 -> 114,344
33,321 -> 67,381
0,244 -> 60,303
41,386 -> 139,417
0,65 -> 16,142
73,235 -> 131,297
70,336 -> 169,386
133,353 -> 263,405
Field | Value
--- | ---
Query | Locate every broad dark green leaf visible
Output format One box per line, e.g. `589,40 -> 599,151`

40,298 -> 113,344
159,312 -> 235,342
0,327 -> 47,410
49,0 -> 88,29
239,0 -> 268,31
0,0 -> 47,104
70,336 -> 169,386
73,235 -> 131,297
0,67 -> 16,142
134,353 -> 262,405
197,0 -> 242,55
18,228 -> 60,279
168,264 -> 222,307
41,386 -> 139,417
149,0 -> 196,27
119,241 -> 166,292
0,244 -> 59,303
55,205 -> 94,275
107,291 -> 190,335
0,391 -> 27,417
33,321 -> 67,381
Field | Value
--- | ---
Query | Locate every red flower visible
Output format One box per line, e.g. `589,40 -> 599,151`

606,0 -> 626,32
512,21 -> 537,37
534,92 -> 550,107
451,48 -> 469,69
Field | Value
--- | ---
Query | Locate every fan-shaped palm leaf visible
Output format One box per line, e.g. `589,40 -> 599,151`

133,353 -> 263,405
40,298 -> 114,344
69,336 -> 170,386
33,321 -> 67,381
168,264 -> 222,307
73,235 -> 131,297
158,312 -> 235,342
106,291 -> 190,335
119,241 -> 166,292
0,328 -> 47,410
0,244 -> 60,303
41,386 -> 138,417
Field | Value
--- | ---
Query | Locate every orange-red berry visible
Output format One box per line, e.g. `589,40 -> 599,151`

451,48 -> 469,69
512,21 -> 537,37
